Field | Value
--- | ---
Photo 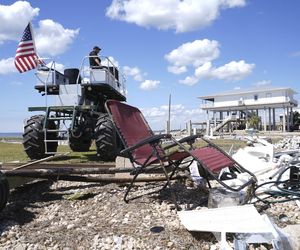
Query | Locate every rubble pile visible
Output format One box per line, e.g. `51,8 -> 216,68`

1,135 -> 300,249
0,179 -> 298,249
0,181 -> 215,249
274,136 -> 300,150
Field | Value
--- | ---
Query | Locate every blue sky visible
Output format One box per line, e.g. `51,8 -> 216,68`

1,0 -> 300,132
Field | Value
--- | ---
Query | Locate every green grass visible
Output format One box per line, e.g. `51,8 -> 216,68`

163,138 -> 246,156
196,139 -> 247,152
0,142 -> 105,164
0,142 -> 28,163
0,137 -> 22,141
0,138 -> 247,164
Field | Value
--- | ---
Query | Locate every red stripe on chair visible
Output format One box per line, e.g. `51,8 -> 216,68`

192,146 -> 234,173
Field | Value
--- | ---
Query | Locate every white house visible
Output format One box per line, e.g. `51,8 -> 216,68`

199,86 -> 298,133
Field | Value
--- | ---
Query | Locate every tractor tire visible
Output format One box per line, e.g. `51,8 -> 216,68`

0,172 -> 9,212
95,114 -> 120,161
23,115 -> 58,160
69,131 -> 92,152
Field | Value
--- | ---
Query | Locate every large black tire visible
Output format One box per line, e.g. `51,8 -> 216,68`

0,172 -> 9,212
95,114 -> 120,161
69,131 -> 92,152
23,115 -> 58,160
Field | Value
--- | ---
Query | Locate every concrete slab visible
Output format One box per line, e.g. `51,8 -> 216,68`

178,205 -> 271,233
282,224 -> 300,250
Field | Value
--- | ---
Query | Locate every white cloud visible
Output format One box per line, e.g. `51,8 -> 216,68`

213,60 -> 255,81
0,1 -> 39,43
103,56 -> 119,67
142,107 -> 166,118
142,104 -> 186,119
194,61 -> 214,79
0,2 -> 79,58
123,65 -> 159,91
141,104 -> 205,129
179,76 -> 199,86
165,39 -> 220,67
35,19 -> 79,56
106,0 -> 246,33
166,40 -> 254,85
253,80 -> 272,86
123,66 -> 143,81
140,79 -> 160,91
0,57 -> 17,74
167,65 -> 187,75
208,60 -> 255,81
46,61 -> 65,73
179,60 -> 254,86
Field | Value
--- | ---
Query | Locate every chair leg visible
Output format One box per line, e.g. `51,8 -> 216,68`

161,162 -> 181,190
124,167 -> 143,203
161,165 -> 180,211
197,162 -> 212,189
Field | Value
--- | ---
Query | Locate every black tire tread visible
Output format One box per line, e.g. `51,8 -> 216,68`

22,115 -> 58,160
94,114 -> 119,161
0,172 -> 9,212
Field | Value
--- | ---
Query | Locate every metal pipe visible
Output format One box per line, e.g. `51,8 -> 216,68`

4,173 -> 186,183
5,153 -> 70,172
3,166 -> 168,175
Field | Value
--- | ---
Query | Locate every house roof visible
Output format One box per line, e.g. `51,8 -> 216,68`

198,86 -> 298,100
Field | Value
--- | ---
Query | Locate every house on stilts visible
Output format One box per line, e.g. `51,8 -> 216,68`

198,86 -> 298,135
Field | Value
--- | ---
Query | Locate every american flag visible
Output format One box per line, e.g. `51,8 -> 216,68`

14,23 -> 42,73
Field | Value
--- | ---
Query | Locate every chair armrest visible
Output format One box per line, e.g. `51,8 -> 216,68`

164,134 -> 201,150
178,134 -> 201,144
120,134 -> 171,155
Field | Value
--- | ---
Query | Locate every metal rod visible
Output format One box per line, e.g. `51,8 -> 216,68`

5,173 -> 186,183
6,152 -> 70,173
1,162 -> 115,170
3,166 -> 168,175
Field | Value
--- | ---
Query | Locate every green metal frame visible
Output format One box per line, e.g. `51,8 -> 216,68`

28,104 -> 99,133
28,105 -> 98,112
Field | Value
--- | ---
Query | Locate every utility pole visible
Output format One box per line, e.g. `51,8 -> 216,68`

167,94 -> 171,134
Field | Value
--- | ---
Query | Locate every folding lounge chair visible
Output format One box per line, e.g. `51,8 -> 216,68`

105,100 -> 257,203
187,138 -> 257,192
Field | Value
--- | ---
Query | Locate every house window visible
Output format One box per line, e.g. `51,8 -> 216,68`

254,94 -> 258,101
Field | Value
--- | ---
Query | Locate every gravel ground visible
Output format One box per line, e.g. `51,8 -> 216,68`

0,179 -> 299,249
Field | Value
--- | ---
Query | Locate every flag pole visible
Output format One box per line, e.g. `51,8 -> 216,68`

29,22 -> 44,66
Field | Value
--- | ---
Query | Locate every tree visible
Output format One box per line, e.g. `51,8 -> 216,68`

292,111 -> 300,131
248,113 -> 260,129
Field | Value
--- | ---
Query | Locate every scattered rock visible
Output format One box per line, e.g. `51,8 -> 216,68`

0,177 -> 299,249
0,181 -> 212,249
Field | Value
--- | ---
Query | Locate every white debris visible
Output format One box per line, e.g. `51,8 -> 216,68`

178,205 -> 271,234
274,136 -> 300,150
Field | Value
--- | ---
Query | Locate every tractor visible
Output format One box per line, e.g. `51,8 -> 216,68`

22,56 -> 126,161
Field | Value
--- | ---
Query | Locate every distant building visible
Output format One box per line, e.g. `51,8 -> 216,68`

199,86 -> 298,134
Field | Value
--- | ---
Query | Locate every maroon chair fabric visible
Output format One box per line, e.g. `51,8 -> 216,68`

106,100 -> 163,165
191,146 -> 234,173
